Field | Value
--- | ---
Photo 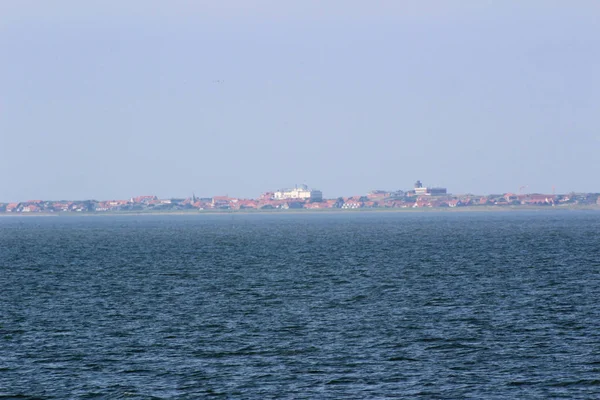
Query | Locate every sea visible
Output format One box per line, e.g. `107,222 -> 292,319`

1,211 -> 600,399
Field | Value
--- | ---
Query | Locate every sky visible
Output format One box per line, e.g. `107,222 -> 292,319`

1,1 -> 599,201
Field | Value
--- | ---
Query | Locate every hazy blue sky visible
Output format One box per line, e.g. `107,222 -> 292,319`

1,1 -> 599,201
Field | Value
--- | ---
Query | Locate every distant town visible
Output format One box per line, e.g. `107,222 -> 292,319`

1,181 -> 599,214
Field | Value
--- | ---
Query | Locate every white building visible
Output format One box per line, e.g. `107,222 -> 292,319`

273,184 -> 323,201
414,180 -> 447,196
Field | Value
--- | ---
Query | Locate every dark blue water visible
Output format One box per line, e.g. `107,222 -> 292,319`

1,212 -> 600,399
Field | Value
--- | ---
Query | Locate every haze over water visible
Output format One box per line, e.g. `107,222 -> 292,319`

1,211 -> 600,398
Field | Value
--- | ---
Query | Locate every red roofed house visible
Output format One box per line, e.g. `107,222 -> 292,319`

259,192 -> 275,200
53,202 -> 70,211
192,201 -> 209,210
342,200 -> 363,209
504,193 -> 518,202
95,202 -> 110,212
413,199 -> 431,208
6,203 -> 20,212
232,200 -> 258,210
522,194 -> 556,205
130,195 -> 157,204
323,200 -> 336,208
212,196 -> 233,209
448,199 -> 461,208
367,191 -> 391,201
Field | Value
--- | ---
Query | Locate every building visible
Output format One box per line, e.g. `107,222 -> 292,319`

413,180 -> 447,196
5,203 -> 20,212
273,184 -> 323,201
212,196 -> 234,209
367,190 -> 392,201
130,195 -> 157,204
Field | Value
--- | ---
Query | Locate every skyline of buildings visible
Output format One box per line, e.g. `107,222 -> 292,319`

1,180 -> 579,204
2,181 -> 599,214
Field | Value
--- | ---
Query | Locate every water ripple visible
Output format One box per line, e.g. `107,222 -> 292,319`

1,212 -> 600,398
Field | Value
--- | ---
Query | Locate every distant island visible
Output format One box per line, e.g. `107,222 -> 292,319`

2,181 -> 599,214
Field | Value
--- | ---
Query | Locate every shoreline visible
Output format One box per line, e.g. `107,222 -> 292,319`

1,205 -> 598,217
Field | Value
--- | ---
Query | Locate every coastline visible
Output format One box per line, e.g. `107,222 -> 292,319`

1,204 -> 598,217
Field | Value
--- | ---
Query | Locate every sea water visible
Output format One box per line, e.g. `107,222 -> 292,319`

1,211 -> 599,399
